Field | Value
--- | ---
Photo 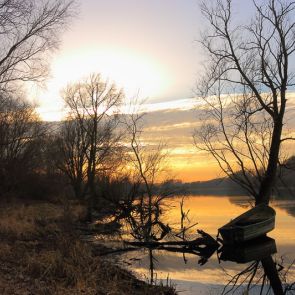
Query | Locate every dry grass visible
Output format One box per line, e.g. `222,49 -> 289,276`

0,199 -> 176,295
0,201 -> 58,238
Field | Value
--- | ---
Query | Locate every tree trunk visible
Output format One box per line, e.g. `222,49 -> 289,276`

257,118 -> 283,205
73,181 -> 83,200
261,256 -> 284,295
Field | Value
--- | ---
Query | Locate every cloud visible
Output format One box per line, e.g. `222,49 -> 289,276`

137,92 -> 295,181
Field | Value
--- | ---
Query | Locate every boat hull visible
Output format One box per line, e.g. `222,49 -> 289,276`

218,205 -> 276,244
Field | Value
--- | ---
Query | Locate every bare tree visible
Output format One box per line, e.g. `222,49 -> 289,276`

55,119 -> 88,200
0,94 -> 44,194
60,74 -> 123,218
122,111 -> 171,242
0,0 -> 75,92
0,0 -> 75,196
195,0 -> 295,204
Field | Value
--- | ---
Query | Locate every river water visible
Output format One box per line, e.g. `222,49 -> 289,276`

118,195 -> 295,294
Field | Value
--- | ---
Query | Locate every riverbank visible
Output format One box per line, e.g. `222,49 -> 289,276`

0,198 -> 176,295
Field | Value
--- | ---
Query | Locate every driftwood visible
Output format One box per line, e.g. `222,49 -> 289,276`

120,230 -> 219,266
124,230 -> 219,249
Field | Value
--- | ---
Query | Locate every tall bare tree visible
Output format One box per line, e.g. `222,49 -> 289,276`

0,0 -> 75,91
59,74 -> 123,218
195,0 -> 295,204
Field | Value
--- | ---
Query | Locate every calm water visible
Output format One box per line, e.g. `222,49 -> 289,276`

118,195 -> 295,294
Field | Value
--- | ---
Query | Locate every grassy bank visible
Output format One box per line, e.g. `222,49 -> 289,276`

0,199 -> 176,295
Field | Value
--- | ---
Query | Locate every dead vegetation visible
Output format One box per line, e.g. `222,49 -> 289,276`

0,199 -> 176,295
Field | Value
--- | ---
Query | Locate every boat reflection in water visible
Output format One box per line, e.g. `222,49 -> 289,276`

113,196 -> 295,294
219,236 -> 277,264
137,236 -> 293,295
219,236 -> 284,294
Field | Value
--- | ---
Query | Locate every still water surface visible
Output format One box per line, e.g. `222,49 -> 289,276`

119,196 -> 295,294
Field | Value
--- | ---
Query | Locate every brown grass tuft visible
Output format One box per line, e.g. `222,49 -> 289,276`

0,199 -> 176,295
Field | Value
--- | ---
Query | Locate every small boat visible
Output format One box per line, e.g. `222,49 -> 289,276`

219,236 -> 277,263
218,204 -> 276,244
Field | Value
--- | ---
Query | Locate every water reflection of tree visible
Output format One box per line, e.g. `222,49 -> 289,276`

139,242 -> 295,295
219,237 -> 295,294
110,200 -> 295,295
154,244 -> 294,294
122,211 -> 295,295
117,199 -> 295,295
221,256 -> 295,295
110,122 -> 295,294
221,257 -> 284,295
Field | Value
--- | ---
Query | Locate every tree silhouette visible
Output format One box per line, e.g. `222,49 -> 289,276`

195,0 -> 295,204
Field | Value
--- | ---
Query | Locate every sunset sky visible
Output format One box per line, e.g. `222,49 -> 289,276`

31,0 -> 295,182
33,0 -> 254,117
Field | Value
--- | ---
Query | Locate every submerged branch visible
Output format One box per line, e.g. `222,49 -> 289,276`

124,230 -> 219,248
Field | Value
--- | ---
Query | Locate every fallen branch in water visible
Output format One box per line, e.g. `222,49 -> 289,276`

124,230 -> 219,248
98,230 -> 219,266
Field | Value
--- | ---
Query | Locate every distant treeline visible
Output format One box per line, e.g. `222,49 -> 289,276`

163,158 -> 295,199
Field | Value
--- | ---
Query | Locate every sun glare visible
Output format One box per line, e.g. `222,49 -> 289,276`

34,48 -> 170,121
